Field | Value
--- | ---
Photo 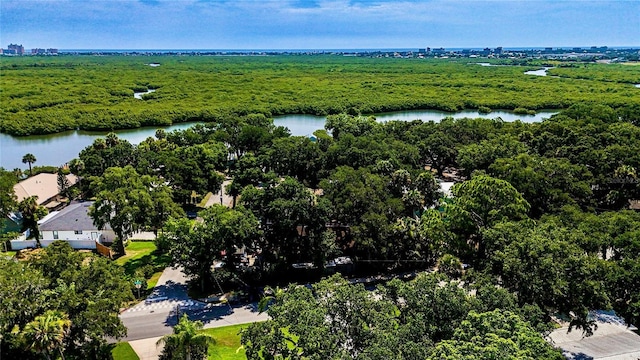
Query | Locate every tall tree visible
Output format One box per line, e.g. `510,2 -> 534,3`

0,258 -> 49,358
22,153 -> 36,177
164,142 -> 226,204
445,174 -> 530,260
21,310 -> 71,360
489,154 -> 594,217
243,274 -> 403,359
78,135 -> 136,177
491,222 -> 609,335
429,310 -> 564,360
67,158 -> 85,177
89,166 -> 155,255
157,314 -> 216,360
149,181 -> 184,236
57,168 -> 71,200
266,136 -> 323,187
33,241 -> 133,355
0,169 -> 18,223
18,196 -> 48,246
241,177 -> 331,271
160,205 -> 260,290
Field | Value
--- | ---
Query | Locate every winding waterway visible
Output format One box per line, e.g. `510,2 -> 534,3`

134,89 -> 156,99
0,109 -> 557,169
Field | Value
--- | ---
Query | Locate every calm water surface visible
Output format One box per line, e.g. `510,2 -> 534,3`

0,109 -> 557,169
524,67 -> 554,76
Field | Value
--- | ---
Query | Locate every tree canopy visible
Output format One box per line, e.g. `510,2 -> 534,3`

0,241 -> 133,359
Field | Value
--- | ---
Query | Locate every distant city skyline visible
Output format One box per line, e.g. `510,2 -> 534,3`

1,0 -> 639,50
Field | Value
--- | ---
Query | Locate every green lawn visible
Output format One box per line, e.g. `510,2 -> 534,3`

201,324 -> 250,360
114,241 -> 158,265
147,270 -> 163,289
110,342 -> 140,360
1,250 -> 17,258
114,241 -> 171,290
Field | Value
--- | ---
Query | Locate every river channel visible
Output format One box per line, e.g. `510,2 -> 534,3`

0,109 -> 557,169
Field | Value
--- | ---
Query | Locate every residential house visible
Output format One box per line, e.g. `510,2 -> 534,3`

13,172 -> 78,210
10,201 -> 115,250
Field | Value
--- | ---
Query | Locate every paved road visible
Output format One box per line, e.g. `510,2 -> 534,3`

120,266 -> 192,340
548,311 -> 640,359
204,179 -> 234,208
120,266 -> 268,340
127,304 -> 268,360
120,265 -> 268,360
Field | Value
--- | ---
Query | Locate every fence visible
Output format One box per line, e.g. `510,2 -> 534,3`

95,241 -> 112,259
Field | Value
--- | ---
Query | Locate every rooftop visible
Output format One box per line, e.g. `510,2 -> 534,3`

39,201 -> 109,231
13,173 -> 79,205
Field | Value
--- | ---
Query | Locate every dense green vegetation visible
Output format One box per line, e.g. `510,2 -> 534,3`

0,242 -> 134,359
548,63 -> 640,84
1,55 -> 639,135
2,55 -> 640,358
241,274 -> 564,359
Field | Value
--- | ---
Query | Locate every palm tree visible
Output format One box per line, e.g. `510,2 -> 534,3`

68,158 -> 86,196
19,196 -> 47,246
157,314 -> 216,360
22,310 -> 71,360
22,153 -> 36,177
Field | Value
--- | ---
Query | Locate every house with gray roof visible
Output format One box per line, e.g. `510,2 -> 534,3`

10,201 -> 115,250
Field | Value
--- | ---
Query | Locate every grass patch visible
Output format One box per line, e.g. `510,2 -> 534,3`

1,251 -> 17,258
199,192 -> 213,207
147,270 -> 163,289
110,342 -> 140,360
114,241 -> 172,292
114,241 -> 158,265
201,324 -> 250,360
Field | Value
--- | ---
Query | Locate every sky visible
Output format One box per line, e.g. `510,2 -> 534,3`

1,0 -> 639,50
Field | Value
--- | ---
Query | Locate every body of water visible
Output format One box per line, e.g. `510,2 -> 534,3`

133,89 -> 156,99
0,109 -> 557,169
524,67 -> 554,76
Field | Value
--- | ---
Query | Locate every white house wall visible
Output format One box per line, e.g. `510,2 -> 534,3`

41,239 -> 97,249
9,240 -> 38,250
10,239 -> 96,250
41,229 -> 115,243
11,230 -> 117,251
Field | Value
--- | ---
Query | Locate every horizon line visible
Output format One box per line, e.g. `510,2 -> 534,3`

52,46 -> 640,51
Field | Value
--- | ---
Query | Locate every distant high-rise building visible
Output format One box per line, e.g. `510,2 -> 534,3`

495,47 -> 503,54
47,48 -> 58,54
8,44 -> 25,55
